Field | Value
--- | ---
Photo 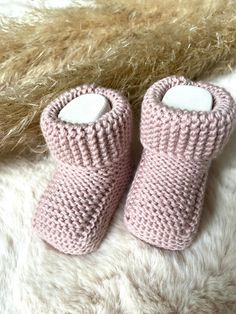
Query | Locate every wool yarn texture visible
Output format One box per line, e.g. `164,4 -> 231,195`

124,76 -> 236,250
33,85 -> 133,255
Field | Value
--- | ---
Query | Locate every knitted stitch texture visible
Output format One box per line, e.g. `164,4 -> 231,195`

33,85 -> 133,255
124,76 -> 236,250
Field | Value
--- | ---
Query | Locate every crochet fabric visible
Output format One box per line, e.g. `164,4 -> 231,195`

33,85 -> 133,255
124,76 -> 236,250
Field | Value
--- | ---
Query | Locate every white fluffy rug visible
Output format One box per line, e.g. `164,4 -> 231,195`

1,72 -> 236,314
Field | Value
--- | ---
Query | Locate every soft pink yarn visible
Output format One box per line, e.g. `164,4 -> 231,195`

33,85 -> 133,255
124,76 -> 236,250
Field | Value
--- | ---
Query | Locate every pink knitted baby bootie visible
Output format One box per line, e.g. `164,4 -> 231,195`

33,85 -> 133,255
124,76 -> 236,250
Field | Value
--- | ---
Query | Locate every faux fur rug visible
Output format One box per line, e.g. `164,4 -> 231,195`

1,71 -> 236,313
1,0 -> 236,157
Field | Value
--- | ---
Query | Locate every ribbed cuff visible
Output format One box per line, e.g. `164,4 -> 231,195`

40,85 -> 132,167
141,76 -> 236,161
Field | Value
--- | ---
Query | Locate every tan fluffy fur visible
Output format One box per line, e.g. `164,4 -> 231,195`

1,0 -> 236,157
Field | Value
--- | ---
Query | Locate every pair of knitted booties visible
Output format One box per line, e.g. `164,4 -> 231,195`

33,76 -> 236,254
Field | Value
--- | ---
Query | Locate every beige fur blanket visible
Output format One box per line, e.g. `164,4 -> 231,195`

1,71 -> 236,313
